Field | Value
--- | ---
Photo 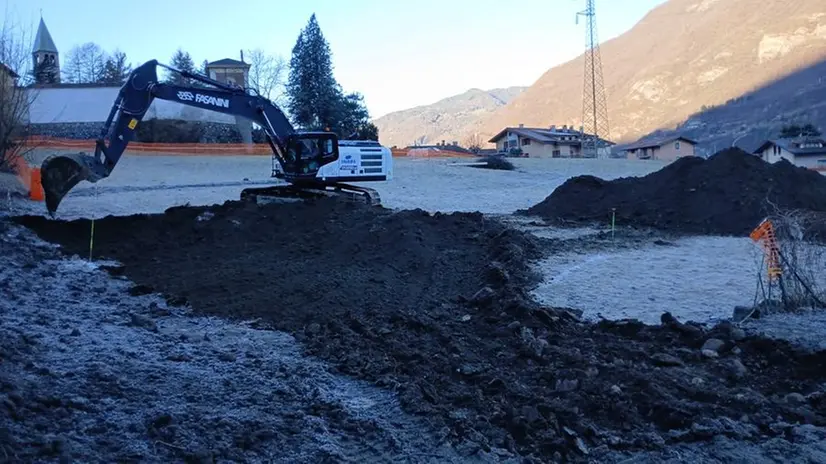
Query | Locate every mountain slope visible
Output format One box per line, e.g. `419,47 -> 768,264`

374,87 -> 525,148
631,58 -> 826,155
478,0 -> 826,147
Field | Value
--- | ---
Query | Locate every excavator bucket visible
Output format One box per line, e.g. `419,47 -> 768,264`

40,153 -> 108,216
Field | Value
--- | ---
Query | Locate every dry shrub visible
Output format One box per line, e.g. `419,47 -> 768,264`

751,206 -> 826,312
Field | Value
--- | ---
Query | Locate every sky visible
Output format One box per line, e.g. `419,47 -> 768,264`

4,0 -> 668,118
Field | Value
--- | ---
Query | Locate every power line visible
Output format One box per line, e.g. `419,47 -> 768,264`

576,0 -> 610,158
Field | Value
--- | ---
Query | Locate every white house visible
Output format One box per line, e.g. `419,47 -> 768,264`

753,138 -> 826,170
488,124 -> 613,158
621,136 -> 697,161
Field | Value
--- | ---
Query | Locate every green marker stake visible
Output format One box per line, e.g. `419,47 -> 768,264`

89,219 -> 95,261
611,208 -> 617,241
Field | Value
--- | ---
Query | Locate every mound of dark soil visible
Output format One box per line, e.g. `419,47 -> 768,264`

521,148 -> 826,236
14,199 -> 826,461
473,155 -> 515,171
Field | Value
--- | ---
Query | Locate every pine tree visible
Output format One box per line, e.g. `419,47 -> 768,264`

100,50 -> 133,84
780,124 -> 822,138
166,49 -> 196,86
286,14 -> 341,130
334,92 -> 378,141
286,13 -> 380,141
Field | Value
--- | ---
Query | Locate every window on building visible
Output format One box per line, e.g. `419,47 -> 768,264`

675,141 -> 681,150
522,138 -> 531,146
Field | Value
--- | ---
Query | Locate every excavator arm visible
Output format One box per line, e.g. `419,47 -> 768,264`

40,59 -> 340,215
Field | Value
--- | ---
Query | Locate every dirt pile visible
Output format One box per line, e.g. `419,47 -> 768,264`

522,148 -> 826,236
15,199 -> 826,462
473,156 -> 516,171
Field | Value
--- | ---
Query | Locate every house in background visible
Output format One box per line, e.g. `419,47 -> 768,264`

0,63 -> 19,89
754,138 -> 826,169
488,124 -> 613,158
205,58 -> 250,88
205,57 -> 253,143
621,136 -> 697,161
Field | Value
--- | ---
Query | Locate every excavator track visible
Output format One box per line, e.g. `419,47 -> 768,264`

240,183 -> 382,207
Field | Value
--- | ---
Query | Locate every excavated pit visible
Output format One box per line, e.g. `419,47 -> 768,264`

13,198 -> 826,462
521,148 -> 826,237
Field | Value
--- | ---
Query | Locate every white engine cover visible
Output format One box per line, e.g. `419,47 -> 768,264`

316,140 -> 393,183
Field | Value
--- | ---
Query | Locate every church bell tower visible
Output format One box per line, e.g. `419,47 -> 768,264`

32,17 -> 60,84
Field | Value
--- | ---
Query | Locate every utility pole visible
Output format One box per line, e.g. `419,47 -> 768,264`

577,0 -> 610,158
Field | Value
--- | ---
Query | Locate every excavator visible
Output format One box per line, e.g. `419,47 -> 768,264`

40,59 -> 392,215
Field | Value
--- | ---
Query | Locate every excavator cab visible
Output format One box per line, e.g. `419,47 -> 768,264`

282,132 -> 339,179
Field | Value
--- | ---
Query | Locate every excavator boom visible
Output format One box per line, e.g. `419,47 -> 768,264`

40,59 -> 358,215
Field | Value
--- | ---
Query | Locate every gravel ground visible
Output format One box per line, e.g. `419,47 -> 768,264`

0,221 -> 481,463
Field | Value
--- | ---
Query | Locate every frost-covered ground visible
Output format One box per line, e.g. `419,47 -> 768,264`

0,222 -> 490,463
3,152 -> 807,330
14,150 -> 666,219
530,234 -> 762,325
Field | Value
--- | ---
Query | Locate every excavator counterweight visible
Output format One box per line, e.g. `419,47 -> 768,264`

40,59 -> 392,215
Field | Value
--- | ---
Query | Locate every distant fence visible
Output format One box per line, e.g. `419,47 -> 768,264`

23,137 -> 478,158
23,137 -> 271,155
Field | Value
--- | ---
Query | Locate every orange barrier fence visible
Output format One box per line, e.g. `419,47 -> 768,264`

24,137 -> 272,155
750,218 -> 782,281
13,154 -> 44,201
25,137 -> 478,158
395,147 -> 476,158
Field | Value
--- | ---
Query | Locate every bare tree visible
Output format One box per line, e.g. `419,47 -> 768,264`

464,132 -> 484,153
100,49 -> 132,84
0,11 -> 38,176
747,204 -> 826,319
64,42 -> 107,84
245,48 -> 287,105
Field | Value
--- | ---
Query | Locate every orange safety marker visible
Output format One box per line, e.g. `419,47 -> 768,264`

750,218 -> 781,281
29,168 -> 44,202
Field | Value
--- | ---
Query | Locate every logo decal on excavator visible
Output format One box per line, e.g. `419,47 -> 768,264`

195,94 -> 230,108
176,91 -> 230,108
128,118 -> 138,130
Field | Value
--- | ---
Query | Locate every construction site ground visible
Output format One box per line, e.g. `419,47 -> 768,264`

3,154 -> 826,463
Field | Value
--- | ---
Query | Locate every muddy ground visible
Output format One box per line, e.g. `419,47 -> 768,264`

12,198 -> 826,462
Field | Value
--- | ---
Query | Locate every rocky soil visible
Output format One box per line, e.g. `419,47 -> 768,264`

522,148 -> 826,237
0,220 -> 481,463
13,198 -> 826,462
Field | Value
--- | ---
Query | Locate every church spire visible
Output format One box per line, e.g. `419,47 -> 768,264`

32,17 -> 58,54
32,17 -> 60,84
